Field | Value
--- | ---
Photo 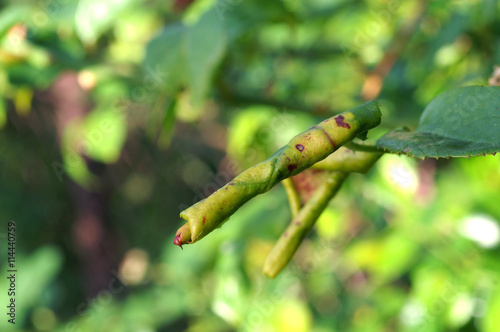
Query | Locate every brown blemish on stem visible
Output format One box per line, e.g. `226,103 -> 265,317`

202,216 -> 206,225
288,164 -> 297,172
295,144 -> 304,151
335,115 -> 351,129
318,127 -> 336,148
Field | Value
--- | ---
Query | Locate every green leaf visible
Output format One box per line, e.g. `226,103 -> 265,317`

377,86 -> 500,159
80,108 -> 127,163
58,107 -> 127,187
185,10 -> 226,105
144,8 -> 227,106
145,23 -> 187,94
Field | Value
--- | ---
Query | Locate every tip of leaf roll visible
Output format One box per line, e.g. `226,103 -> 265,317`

174,233 -> 184,249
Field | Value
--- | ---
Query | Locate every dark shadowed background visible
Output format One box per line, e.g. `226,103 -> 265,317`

1,0 -> 500,331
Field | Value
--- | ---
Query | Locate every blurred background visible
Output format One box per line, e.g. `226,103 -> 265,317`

1,0 -> 500,331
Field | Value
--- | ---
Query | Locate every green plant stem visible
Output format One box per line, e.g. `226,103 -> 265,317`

312,146 -> 383,173
175,101 -> 382,247
281,178 -> 301,218
344,141 -> 384,153
263,171 -> 348,278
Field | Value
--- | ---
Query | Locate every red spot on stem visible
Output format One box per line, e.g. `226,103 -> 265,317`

318,127 -> 336,148
335,115 -> 350,129
203,216 -> 206,225
295,144 -> 304,151
174,234 -> 184,250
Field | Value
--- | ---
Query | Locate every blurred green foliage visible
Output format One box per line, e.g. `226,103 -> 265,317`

0,0 -> 500,331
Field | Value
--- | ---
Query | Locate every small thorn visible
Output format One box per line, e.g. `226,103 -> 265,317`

174,234 -> 184,250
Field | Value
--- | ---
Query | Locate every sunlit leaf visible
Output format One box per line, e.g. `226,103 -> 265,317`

80,108 -> 127,163
144,8 -> 227,106
377,86 -> 500,158
75,0 -> 138,44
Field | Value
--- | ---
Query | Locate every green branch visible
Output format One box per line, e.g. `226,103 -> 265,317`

281,178 -> 301,218
270,148 -> 383,277
263,171 -> 347,278
344,140 -> 384,153
312,146 -> 383,173
174,101 -> 382,247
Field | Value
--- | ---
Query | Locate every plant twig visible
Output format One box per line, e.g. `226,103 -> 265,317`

174,102 -> 382,247
263,171 -> 348,278
281,178 -> 301,218
344,141 -> 384,153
